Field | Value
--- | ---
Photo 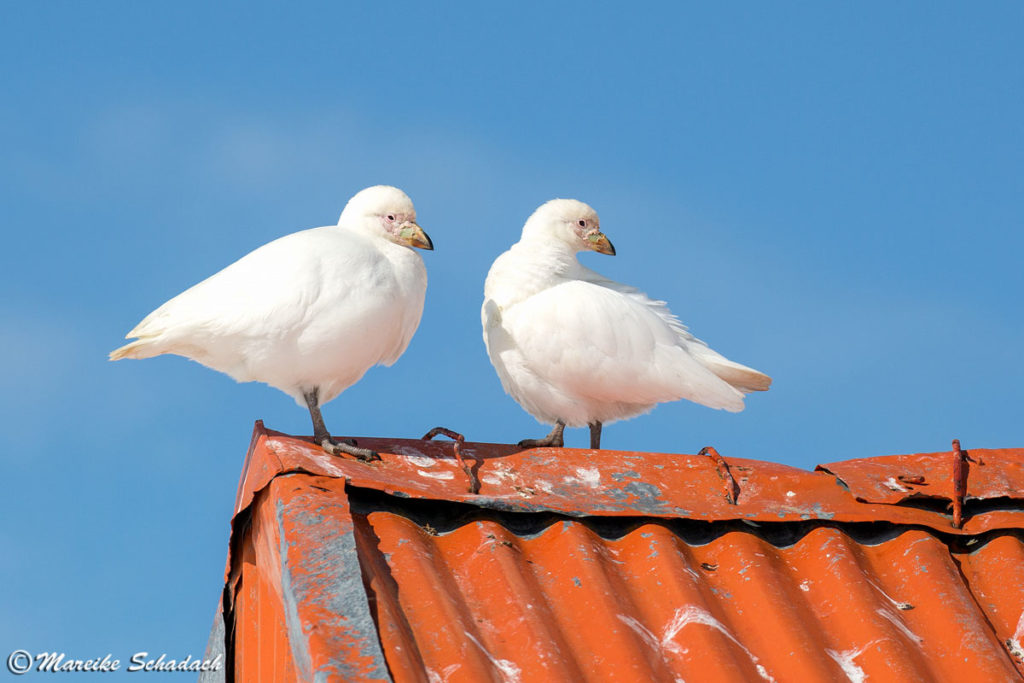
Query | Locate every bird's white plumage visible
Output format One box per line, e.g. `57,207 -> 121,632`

112,185 -> 428,407
482,198 -> 770,428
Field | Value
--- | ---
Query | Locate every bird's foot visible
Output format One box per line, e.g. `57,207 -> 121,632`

518,422 -> 566,449
319,437 -> 380,462
517,435 -> 564,449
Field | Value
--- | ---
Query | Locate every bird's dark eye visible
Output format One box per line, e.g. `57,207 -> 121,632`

578,219 -> 586,227
386,214 -> 396,222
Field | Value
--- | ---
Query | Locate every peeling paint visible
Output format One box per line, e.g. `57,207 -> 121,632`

417,469 -> 456,480
658,606 -> 776,681
426,663 -> 462,683
390,447 -> 438,467
877,608 -> 923,644
567,467 -> 601,488
865,578 -> 913,611
1006,612 -> 1024,661
884,477 -> 910,492
465,632 -> 522,683
618,614 -> 663,654
825,641 -> 878,683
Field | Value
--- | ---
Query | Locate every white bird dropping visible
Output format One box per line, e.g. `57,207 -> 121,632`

111,185 -> 433,461
481,198 -> 770,449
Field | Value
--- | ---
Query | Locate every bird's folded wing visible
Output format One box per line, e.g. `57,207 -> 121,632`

589,274 -> 772,393
503,280 -> 745,411
124,229 -> 371,348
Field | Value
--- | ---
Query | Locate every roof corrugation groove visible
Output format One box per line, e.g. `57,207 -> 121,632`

203,423 -> 1024,682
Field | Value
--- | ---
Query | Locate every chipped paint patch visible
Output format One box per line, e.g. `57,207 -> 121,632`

426,663 -> 463,683
825,641 -> 878,683
573,467 -> 602,488
417,469 -> 456,480
865,578 -> 912,610
465,632 -> 521,683
390,447 -> 437,466
617,614 -> 664,653
883,477 -> 910,492
877,608 -> 923,644
654,606 -> 775,680
1006,611 -> 1024,661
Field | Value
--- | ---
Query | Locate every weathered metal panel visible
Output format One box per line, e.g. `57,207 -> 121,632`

230,475 -> 390,682
215,423 -> 1024,681
357,506 -> 1024,682
235,422 -> 1024,534
818,446 -> 1024,505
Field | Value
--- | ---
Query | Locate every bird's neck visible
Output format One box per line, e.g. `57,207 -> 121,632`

484,240 -> 585,306
510,239 -> 580,274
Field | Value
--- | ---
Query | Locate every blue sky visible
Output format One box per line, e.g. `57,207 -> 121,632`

2,2 -> 1022,676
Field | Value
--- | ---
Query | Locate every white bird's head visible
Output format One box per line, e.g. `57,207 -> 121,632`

339,185 -> 433,251
520,198 -> 615,255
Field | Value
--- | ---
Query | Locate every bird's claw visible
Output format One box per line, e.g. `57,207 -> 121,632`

517,436 -> 564,449
320,437 -> 380,462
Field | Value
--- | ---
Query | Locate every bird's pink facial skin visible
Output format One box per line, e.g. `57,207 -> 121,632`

383,213 -> 433,250
572,218 -> 615,255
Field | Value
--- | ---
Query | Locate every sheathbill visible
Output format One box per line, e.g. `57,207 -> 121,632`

482,198 -> 770,450
111,185 -> 433,461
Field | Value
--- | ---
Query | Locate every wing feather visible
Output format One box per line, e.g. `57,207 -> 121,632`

503,280 -> 745,411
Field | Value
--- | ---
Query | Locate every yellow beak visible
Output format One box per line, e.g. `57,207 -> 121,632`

398,222 -> 433,250
587,232 -> 616,255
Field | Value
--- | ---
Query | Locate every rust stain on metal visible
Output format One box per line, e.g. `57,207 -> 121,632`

422,425 -> 480,494
699,446 -> 739,505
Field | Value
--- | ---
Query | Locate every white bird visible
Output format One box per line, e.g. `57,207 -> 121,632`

482,198 -> 771,449
111,185 -> 433,461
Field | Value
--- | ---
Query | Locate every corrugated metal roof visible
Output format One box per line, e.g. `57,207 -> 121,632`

204,422 -> 1024,682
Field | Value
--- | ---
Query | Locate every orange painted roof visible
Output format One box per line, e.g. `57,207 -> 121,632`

202,422 -> 1024,682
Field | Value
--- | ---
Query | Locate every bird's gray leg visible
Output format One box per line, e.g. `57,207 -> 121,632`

589,421 -> 602,449
302,388 -> 380,462
518,420 -> 565,449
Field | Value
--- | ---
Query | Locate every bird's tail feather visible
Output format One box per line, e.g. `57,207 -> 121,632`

109,338 -> 162,361
704,358 -> 772,393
